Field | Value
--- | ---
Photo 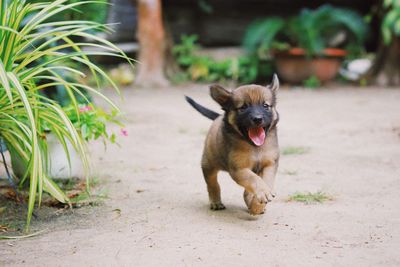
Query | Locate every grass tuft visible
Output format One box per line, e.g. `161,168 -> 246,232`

282,146 -> 309,155
178,127 -> 189,134
287,191 -> 333,204
283,170 -> 298,175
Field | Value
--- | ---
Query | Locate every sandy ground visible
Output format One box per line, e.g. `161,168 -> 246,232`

1,84 -> 400,266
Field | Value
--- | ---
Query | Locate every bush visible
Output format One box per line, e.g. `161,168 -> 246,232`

173,35 -> 273,84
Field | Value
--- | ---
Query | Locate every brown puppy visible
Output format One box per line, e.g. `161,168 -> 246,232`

185,75 -> 280,215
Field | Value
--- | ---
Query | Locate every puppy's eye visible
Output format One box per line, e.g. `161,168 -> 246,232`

263,103 -> 270,110
238,104 -> 248,112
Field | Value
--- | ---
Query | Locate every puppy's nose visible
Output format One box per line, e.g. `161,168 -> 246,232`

252,116 -> 263,125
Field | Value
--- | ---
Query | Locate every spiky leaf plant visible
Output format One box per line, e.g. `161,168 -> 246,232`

0,0 -> 131,230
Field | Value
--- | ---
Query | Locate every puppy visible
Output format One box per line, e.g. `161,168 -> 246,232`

185,75 -> 280,215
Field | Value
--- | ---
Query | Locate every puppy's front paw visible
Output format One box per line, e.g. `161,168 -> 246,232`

249,197 -> 266,215
255,183 -> 274,204
210,202 -> 226,210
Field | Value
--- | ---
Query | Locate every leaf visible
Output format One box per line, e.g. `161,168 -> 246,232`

0,60 -> 13,105
243,17 -> 285,53
395,18 -> 400,34
0,230 -> 46,239
384,9 -> 399,28
43,175 -> 69,203
7,72 -> 40,230
382,25 -> 392,44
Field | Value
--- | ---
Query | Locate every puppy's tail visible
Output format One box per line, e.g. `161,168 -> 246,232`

185,96 -> 220,120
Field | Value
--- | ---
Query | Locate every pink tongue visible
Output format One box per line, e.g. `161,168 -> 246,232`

248,127 -> 265,146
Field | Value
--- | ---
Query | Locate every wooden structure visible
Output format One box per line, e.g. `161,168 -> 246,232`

135,0 -> 169,87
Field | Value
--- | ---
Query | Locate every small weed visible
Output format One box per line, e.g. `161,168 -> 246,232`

170,72 -> 190,85
282,146 -> 309,155
287,191 -> 333,204
56,177 -> 101,191
303,75 -> 321,88
62,179 -> 78,191
90,177 -> 101,187
50,177 -> 107,208
359,78 -> 368,87
69,188 -> 108,207
283,170 -> 298,175
179,128 -> 189,134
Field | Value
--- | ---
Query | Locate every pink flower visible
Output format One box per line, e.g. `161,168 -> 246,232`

79,106 -> 93,113
120,128 -> 128,137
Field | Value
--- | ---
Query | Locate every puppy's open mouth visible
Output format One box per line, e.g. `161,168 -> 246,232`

248,127 -> 266,146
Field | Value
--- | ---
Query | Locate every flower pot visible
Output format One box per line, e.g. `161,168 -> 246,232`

274,48 -> 346,84
11,133 -> 86,180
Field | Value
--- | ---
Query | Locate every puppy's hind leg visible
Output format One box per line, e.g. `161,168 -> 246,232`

202,167 -> 225,210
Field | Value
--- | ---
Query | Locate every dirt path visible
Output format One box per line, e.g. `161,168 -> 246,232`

1,85 -> 400,266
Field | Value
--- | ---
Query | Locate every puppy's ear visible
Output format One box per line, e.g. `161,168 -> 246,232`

269,74 -> 279,93
210,84 -> 232,108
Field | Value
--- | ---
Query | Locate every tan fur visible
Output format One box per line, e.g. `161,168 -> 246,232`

201,82 -> 280,215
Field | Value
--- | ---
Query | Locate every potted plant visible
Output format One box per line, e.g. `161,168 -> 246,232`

0,0 -> 131,230
11,104 -> 125,180
243,5 -> 368,83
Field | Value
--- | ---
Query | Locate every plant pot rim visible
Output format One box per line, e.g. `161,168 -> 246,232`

273,47 -> 347,58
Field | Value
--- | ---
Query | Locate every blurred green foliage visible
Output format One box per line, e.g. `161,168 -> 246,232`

173,35 -> 273,84
381,0 -> 400,44
63,104 -> 123,144
26,0 -> 109,24
302,75 -> 321,88
243,4 -> 368,58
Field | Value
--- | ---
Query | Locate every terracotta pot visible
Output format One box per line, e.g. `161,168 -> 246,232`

274,48 -> 346,84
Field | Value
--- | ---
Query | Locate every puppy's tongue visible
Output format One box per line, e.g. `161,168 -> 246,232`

248,127 -> 265,146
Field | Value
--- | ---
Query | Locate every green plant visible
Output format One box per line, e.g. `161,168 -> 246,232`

243,17 -> 286,57
281,146 -> 309,155
243,5 -> 368,57
63,104 -> 124,144
173,34 -> 200,68
381,0 -> 400,44
173,35 -> 272,83
283,170 -> 298,176
26,0 -> 109,25
0,0 -> 131,230
288,191 -> 332,204
303,75 -> 321,88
